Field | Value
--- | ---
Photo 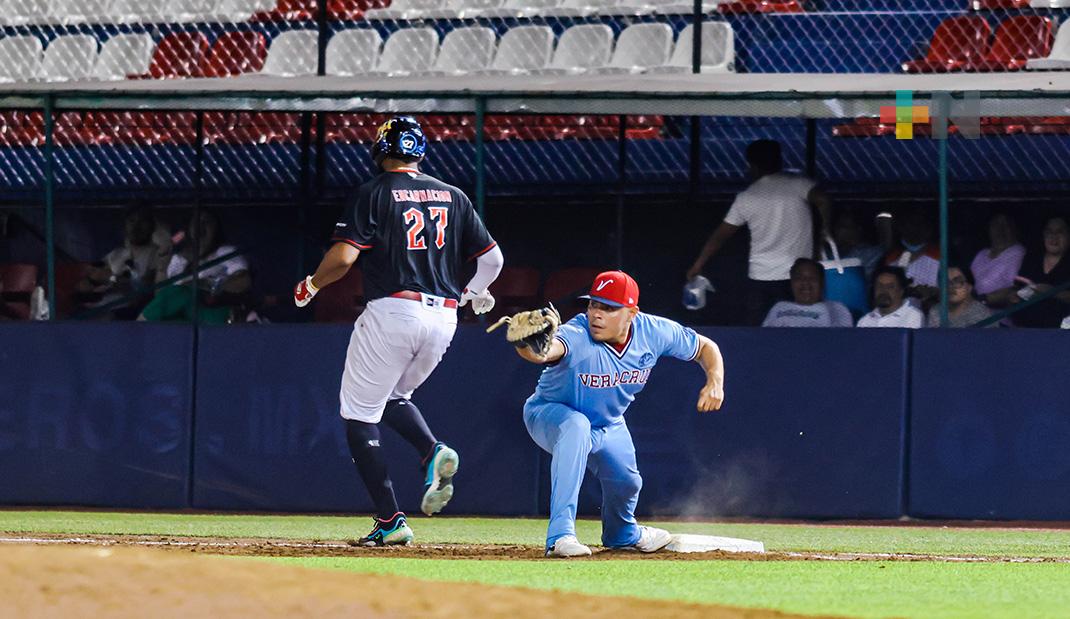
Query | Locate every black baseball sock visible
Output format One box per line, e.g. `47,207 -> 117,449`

382,398 -> 437,463
345,420 -> 399,520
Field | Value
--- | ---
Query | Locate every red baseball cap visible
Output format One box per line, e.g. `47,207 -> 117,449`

579,270 -> 639,308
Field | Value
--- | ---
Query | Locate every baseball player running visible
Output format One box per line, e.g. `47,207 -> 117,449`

293,116 -> 503,546
489,271 -> 725,557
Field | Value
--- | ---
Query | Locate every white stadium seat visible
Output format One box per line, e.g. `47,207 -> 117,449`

423,26 -> 496,75
92,33 -> 155,81
39,34 -> 98,81
214,0 -> 274,21
326,28 -> 383,76
481,25 -> 554,74
649,22 -> 734,73
260,29 -> 319,76
1027,19 -> 1070,69
163,0 -> 219,22
106,0 -> 169,23
47,0 -> 109,25
592,22 -> 673,74
473,0 -> 563,18
369,27 -> 438,76
538,24 -> 614,74
365,0 -> 446,20
0,35 -> 43,82
0,0 -> 50,26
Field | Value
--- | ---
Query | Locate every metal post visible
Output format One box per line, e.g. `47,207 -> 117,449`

692,0 -> 702,74
475,97 -> 486,218
43,96 -> 56,320
298,112 -> 313,279
192,110 -> 205,325
805,118 -> 816,178
316,0 -> 328,76
938,123 -> 949,328
688,0 -> 702,200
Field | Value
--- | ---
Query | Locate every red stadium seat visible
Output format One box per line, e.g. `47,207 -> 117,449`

0,263 -> 38,321
1026,116 -> 1070,135
971,0 -> 1029,9
199,31 -> 268,78
252,0 -> 318,21
143,32 -> 210,79
720,0 -> 804,13
902,15 -> 991,73
314,267 -> 364,323
966,16 -> 1053,72
543,267 -> 603,309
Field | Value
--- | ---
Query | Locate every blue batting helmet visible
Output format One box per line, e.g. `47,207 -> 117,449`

371,116 -> 427,166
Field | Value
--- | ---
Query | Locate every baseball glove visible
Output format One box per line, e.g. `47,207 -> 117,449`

486,303 -> 561,357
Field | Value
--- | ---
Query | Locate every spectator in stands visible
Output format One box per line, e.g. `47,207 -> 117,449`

687,139 -> 830,325
1011,215 -> 1070,329
857,266 -> 925,328
926,265 -> 993,328
830,210 -> 886,282
883,208 -> 941,308
139,210 -> 251,324
970,212 -> 1025,310
76,205 -> 166,319
762,258 -> 853,327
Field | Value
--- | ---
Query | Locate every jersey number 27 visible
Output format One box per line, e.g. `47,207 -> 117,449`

404,207 -> 449,251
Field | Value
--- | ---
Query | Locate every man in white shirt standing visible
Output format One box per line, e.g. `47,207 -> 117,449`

687,140 -> 829,325
763,258 -> 853,327
857,266 -> 925,328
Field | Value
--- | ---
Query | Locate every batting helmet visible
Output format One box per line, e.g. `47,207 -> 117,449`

371,116 -> 427,166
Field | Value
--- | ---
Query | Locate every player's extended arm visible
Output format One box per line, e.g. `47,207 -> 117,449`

515,337 -> 565,365
693,335 -> 725,413
686,222 -> 740,281
294,242 -> 361,307
460,245 -> 504,315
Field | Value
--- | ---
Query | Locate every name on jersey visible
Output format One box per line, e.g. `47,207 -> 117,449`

392,189 -> 453,203
579,369 -> 652,389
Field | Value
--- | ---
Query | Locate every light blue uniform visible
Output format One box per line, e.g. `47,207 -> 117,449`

523,312 -> 700,549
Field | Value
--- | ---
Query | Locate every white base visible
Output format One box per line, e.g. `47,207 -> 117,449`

664,534 -> 765,554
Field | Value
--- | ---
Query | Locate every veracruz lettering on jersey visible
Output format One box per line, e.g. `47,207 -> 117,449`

530,312 -> 700,427
392,189 -> 454,203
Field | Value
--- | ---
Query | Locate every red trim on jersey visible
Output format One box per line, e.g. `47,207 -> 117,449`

331,237 -> 372,250
467,241 -> 497,262
607,326 -> 633,355
391,168 -> 420,174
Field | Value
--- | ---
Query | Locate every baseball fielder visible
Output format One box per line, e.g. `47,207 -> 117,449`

491,271 -> 725,557
294,116 -> 503,546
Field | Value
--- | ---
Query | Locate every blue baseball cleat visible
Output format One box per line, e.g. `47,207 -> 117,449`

421,443 -> 459,516
355,512 -> 414,547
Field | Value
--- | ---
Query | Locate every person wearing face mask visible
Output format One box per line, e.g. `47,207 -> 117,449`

882,208 -> 941,308
1011,216 -> 1070,328
925,265 -> 993,328
856,266 -> 925,328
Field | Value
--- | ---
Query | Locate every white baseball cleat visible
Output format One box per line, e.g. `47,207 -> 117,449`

421,443 -> 459,516
546,535 -> 593,558
630,526 -> 673,553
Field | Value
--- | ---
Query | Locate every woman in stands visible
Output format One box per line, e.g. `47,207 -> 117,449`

1011,215 -> 1070,328
970,211 -> 1025,310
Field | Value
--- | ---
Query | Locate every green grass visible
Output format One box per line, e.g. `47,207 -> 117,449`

2,510 -> 1069,558
4,510 -> 1070,618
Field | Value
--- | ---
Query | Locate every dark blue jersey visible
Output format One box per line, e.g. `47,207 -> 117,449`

331,169 -> 496,302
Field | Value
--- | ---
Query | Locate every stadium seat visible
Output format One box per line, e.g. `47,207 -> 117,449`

144,32 -> 210,79
591,22 -> 673,74
435,0 -> 505,18
82,111 -> 166,145
0,35 -> 43,83
326,28 -> 382,76
543,267 -> 602,309
39,34 -> 98,82
215,0 -> 276,21
365,0 -> 444,20
163,0 -> 219,22
313,266 -> 363,323
647,0 -> 720,14
1030,0 -> 1070,6
1026,18 -> 1070,70
252,0 -> 317,20
53,262 -> 90,319
480,25 -> 554,75
107,0 -> 168,22
1025,116 -> 1070,134
327,0 -> 375,19
47,0 -> 109,24
0,263 -> 37,321
92,33 -> 156,81
648,22 -> 734,73
719,0 -> 803,13
901,15 -> 990,72
0,0 -> 49,25
472,0 -> 563,17
369,27 -> 438,76
199,31 -> 268,77
422,26 -> 496,76
260,29 -> 319,76
967,15 -> 1053,71
971,0 -> 1029,8
537,24 -> 614,75
538,0 -> 611,17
